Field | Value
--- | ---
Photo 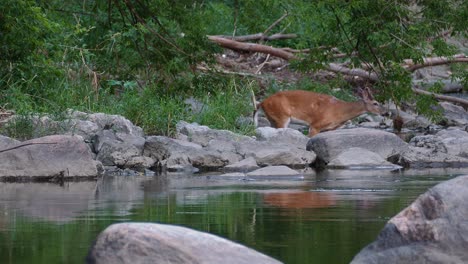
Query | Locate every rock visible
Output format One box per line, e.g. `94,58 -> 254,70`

0,135 -> 101,179
224,157 -> 259,173
176,121 -> 253,147
93,129 -> 149,170
440,102 -> 468,127
184,97 -> 207,115
246,166 -> 302,177
391,129 -> 468,168
390,146 -> 468,168
78,111 -> 144,138
413,65 -> 451,80
0,135 -> 20,149
306,128 -> 408,167
255,127 -> 309,148
144,136 -> 237,171
436,129 -> 468,158
86,223 -> 282,264
351,175 -> 468,264
403,115 -> 432,130
237,141 -> 316,169
327,147 -> 403,170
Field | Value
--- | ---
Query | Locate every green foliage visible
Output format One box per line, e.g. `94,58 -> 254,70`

1,0 -> 467,135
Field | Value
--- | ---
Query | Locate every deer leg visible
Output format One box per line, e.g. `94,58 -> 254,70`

308,126 -> 319,137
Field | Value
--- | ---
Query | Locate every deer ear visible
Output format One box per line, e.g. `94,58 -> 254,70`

361,86 -> 376,101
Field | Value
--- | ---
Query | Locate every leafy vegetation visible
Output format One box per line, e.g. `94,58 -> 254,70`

1,0 -> 466,136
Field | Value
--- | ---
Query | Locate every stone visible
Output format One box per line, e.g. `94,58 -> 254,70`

144,136 -> 237,171
176,121 -> 253,147
237,141 -> 316,169
224,157 -> 259,173
327,147 -> 403,170
306,128 -> 408,167
255,127 -> 309,148
0,135 -> 101,179
246,166 -> 301,177
351,175 -> 468,264
86,223 -> 282,264
440,102 -> 468,127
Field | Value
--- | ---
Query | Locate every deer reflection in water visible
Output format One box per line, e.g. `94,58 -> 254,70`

263,191 -> 337,209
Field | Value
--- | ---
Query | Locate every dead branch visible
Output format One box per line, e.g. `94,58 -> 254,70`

208,36 -> 296,60
263,12 -> 289,36
0,142 -> 57,154
404,54 -> 468,72
211,33 -> 298,42
326,63 -> 379,81
413,88 -> 468,108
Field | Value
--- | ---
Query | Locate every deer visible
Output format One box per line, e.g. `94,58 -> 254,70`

253,89 -> 383,137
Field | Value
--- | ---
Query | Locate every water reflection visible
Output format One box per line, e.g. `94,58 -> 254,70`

263,191 -> 337,209
0,168 -> 467,264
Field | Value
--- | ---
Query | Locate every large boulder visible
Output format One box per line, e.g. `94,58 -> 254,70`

351,175 -> 468,264
86,223 -> 282,264
306,128 -> 408,168
0,135 -> 101,179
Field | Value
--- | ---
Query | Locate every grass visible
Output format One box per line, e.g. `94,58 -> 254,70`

1,64 -> 361,140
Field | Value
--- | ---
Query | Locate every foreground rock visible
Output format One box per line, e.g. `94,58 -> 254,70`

87,223 -> 282,264
0,135 -> 101,179
351,175 -> 468,264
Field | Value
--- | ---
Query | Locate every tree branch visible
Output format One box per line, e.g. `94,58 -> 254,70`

208,36 -> 296,60
404,54 -> 468,72
326,63 -> 379,81
413,88 -> 468,108
211,33 -> 298,42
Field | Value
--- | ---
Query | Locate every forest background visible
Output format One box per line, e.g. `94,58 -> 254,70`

1,0 -> 467,137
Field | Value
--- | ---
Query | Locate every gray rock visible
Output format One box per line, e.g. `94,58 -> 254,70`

0,135 -> 20,149
390,146 -> 468,168
351,175 -> 468,264
255,127 -> 309,148
237,141 -> 316,169
0,135 -> 101,179
224,157 -> 259,173
144,136 -> 236,171
405,129 -> 468,159
440,102 -> 468,127
176,121 -> 253,147
327,147 -> 403,170
93,129 -> 148,170
246,166 -> 301,177
87,223 -> 282,264
306,128 -> 408,167
84,112 -> 144,137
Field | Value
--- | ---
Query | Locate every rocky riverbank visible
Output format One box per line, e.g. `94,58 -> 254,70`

0,102 -> 468,180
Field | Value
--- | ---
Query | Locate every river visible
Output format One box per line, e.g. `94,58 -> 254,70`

1,168 -> 467,264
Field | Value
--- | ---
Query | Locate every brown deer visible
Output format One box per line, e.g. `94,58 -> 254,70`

253,89 -> 383,137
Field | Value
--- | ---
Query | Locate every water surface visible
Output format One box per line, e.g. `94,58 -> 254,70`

0,168 -> 467,264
